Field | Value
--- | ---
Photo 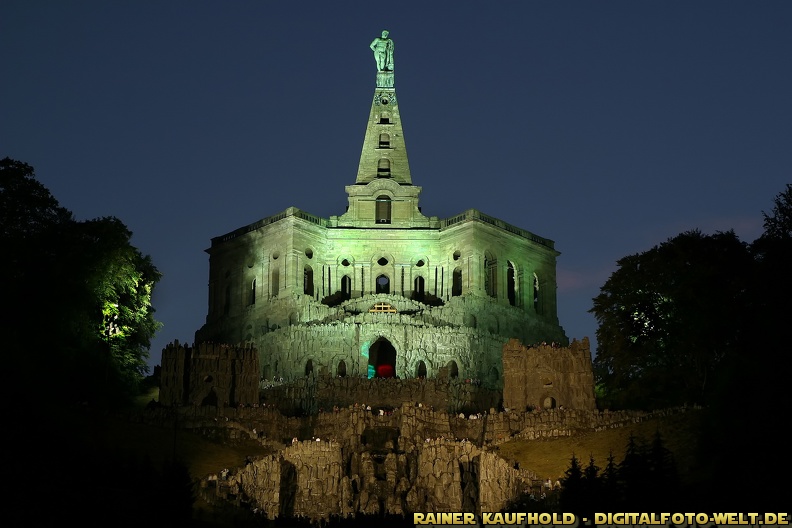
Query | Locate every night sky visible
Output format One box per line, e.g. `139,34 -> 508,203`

3,2 -> 790,371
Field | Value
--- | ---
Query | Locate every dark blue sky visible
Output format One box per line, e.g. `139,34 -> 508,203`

3,2 -> 790,370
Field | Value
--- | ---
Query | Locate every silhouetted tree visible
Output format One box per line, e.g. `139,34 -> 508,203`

599,450 -> 621,511
618,434 -> 650,510
591,229 -> 753,410
156,458 -> 196,526
580,454 -> 601,517
699,184 -> 792,510
1,157 -> 162,408
646,430 -> 679,506
559,453 -> 585,515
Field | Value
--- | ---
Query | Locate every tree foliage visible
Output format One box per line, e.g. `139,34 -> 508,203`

589,184 -> 792,510
559,433 -> 682,513
559,453 -> 585,515
1,157 -> 161,407
591,229 -> 752,409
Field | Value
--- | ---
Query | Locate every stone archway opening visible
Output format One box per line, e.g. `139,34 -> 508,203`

415,360 -> 427,378
446,360 -> 459,379
305,359 -> 314,377
376,274 -> 390,294
369,337 -> 397,379
543,396 -> 557,409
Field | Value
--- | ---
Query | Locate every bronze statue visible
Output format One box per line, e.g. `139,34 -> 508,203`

370,30 -> 394,72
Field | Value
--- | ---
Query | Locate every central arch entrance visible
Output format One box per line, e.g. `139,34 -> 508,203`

368,337 -> 397,378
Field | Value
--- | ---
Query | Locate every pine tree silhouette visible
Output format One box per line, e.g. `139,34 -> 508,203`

647,429 -> 681,508
560,453 -> 585,515
580,454 -> 602,518
600,449 -> 621,511
618,434 -> 650,510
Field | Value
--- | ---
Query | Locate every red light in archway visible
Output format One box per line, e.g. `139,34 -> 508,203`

376,364 -> 394,378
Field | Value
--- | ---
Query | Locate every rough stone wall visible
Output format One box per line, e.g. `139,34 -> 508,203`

253,297 -> 512,388
208,437 -> 527,521
159,341 -> 260,407
163,404 -> 697,522
501,337 -> 596,412
261,375 -> 500,416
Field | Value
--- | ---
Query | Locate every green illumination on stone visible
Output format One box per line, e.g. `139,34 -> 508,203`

360,340 -> 370,358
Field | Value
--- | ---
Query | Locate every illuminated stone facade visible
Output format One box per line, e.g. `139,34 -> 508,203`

195,60 -> 569,390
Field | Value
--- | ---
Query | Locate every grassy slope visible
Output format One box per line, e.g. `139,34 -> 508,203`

120,391 -> 707,490
495,410 -> 706,486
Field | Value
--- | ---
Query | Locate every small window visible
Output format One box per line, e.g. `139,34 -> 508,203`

342,259 -> 350,267
378,133 -> 390,148
378,257 -> 389,266
416,259 -> 425,267
305,248 -> 313,259
415,360 -> 427,378
304,265 -> 314,296
376,195 -> 391,224
377,159 -> 391,178
376,275 -> 390,294
452,268 -> 462,296
271,268 -> 279,298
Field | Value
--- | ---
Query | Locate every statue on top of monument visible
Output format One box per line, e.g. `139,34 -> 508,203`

370,30 -> 394,72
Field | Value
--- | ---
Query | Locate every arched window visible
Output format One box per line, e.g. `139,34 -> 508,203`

376,195 -> 391,224
507,261 -> 516,306
304,265 -> 314,296
249,278 -> 256,305
376,274 -> 390,294
416,360 -> 427,378
533,272 -> 540,313
378,133 -> 390,148
452,268 -> 462,296
377,158 -> 390,178
305,359 -> 314,377
446,360 -> 459,379
271,268 -> 279,298
413,276 -> 425,301
485,252 -> 497,298
337,360 -> 347,377
341,275 -> 352,299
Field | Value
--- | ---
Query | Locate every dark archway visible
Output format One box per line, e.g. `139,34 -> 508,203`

452,267 -> 462,296
446,360 -> 459,379
303,265 -> 314,296
341,275 -> 352,298
337,360 -> 347,377
305,359 -> 314,377
368,337 -> 397,378
413,276 -> 425,302
376,274 -> 390,294
415,360 -> 427,378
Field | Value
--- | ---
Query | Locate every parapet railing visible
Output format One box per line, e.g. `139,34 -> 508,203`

440,209 -> 554,249
211,207 -> 553,249
211,207 -> 330,245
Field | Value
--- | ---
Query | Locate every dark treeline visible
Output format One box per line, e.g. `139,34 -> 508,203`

589,184 -> 792,511
558,432 -> 682,516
